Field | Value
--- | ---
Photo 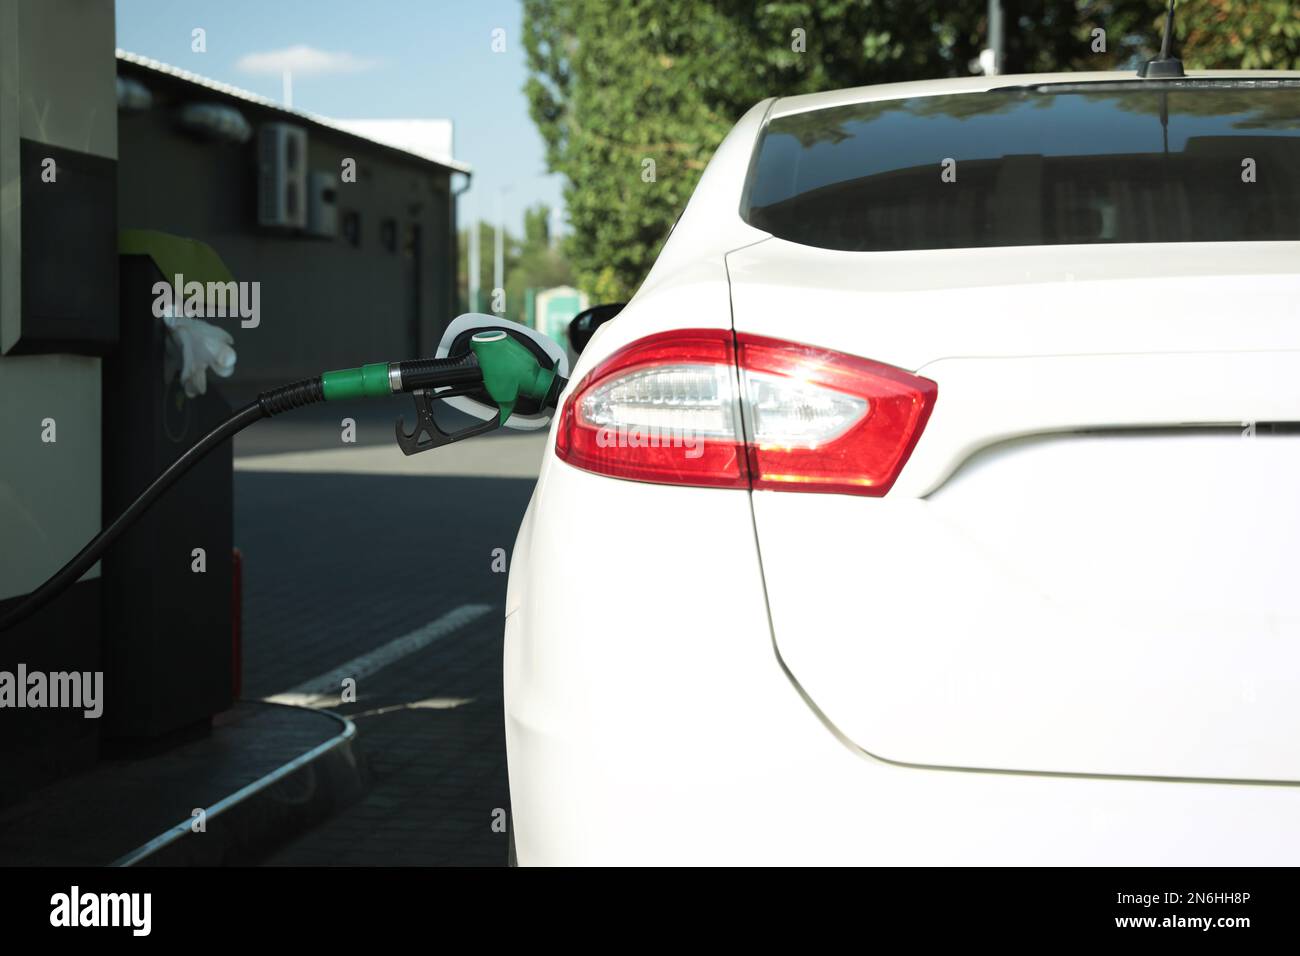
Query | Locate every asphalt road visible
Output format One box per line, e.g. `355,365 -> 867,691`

232,418 -> 543,865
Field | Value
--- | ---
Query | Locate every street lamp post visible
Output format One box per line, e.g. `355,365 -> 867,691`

983,0 -> 1005,76
494,185 -> 513,315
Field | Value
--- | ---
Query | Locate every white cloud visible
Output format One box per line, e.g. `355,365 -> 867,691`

234,45 -> 380,77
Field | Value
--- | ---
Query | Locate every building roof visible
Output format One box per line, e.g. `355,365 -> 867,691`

115,49 -> 472,175
332,119 -> 456,168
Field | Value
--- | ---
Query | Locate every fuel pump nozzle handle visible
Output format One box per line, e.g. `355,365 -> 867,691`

388,331 -> 567,454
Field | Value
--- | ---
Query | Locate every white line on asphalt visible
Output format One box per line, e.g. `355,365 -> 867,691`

263,603 -> 495,709
350,697 -> 476,718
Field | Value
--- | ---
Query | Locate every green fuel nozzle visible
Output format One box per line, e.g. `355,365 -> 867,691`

316,330 -> 561,418
303,329 -> 566,455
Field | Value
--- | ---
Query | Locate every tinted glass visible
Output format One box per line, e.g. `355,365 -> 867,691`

743,85 -> 1300,251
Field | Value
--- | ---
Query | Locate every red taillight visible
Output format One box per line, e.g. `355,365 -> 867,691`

554,329 -> 937,497
554,330 -> 748,487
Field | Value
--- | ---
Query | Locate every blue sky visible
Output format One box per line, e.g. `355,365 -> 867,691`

116,0 -> 564,236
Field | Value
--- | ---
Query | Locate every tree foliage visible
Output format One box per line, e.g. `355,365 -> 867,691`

524,0 -> 1300,301
1175,0 -> 1300,70
458,203 -> 573,322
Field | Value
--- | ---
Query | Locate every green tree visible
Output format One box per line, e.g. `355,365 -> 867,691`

1165,0 -> 1300,69
506,203 -> 575,322
524,0 -> 1300,301
524,0 -> 985,300
458,204 -> 575,323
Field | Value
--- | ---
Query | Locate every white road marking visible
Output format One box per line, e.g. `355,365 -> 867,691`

263,603 -> 494,709
349,697 -> 476,719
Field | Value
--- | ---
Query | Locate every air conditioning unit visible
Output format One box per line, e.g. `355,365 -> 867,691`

258,123 -> 307,230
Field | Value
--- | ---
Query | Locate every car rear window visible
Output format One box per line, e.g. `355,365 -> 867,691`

741,83 -> 1300,251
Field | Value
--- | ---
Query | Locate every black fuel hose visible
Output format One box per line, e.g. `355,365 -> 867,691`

0,377 -> 332,634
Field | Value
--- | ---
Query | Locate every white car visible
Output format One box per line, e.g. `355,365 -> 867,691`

504,70 -> 1300,865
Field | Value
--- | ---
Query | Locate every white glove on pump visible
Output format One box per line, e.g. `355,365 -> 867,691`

163,313 -> 237,397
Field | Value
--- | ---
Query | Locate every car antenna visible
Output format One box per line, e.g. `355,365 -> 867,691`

1139,0 -> 1186,78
